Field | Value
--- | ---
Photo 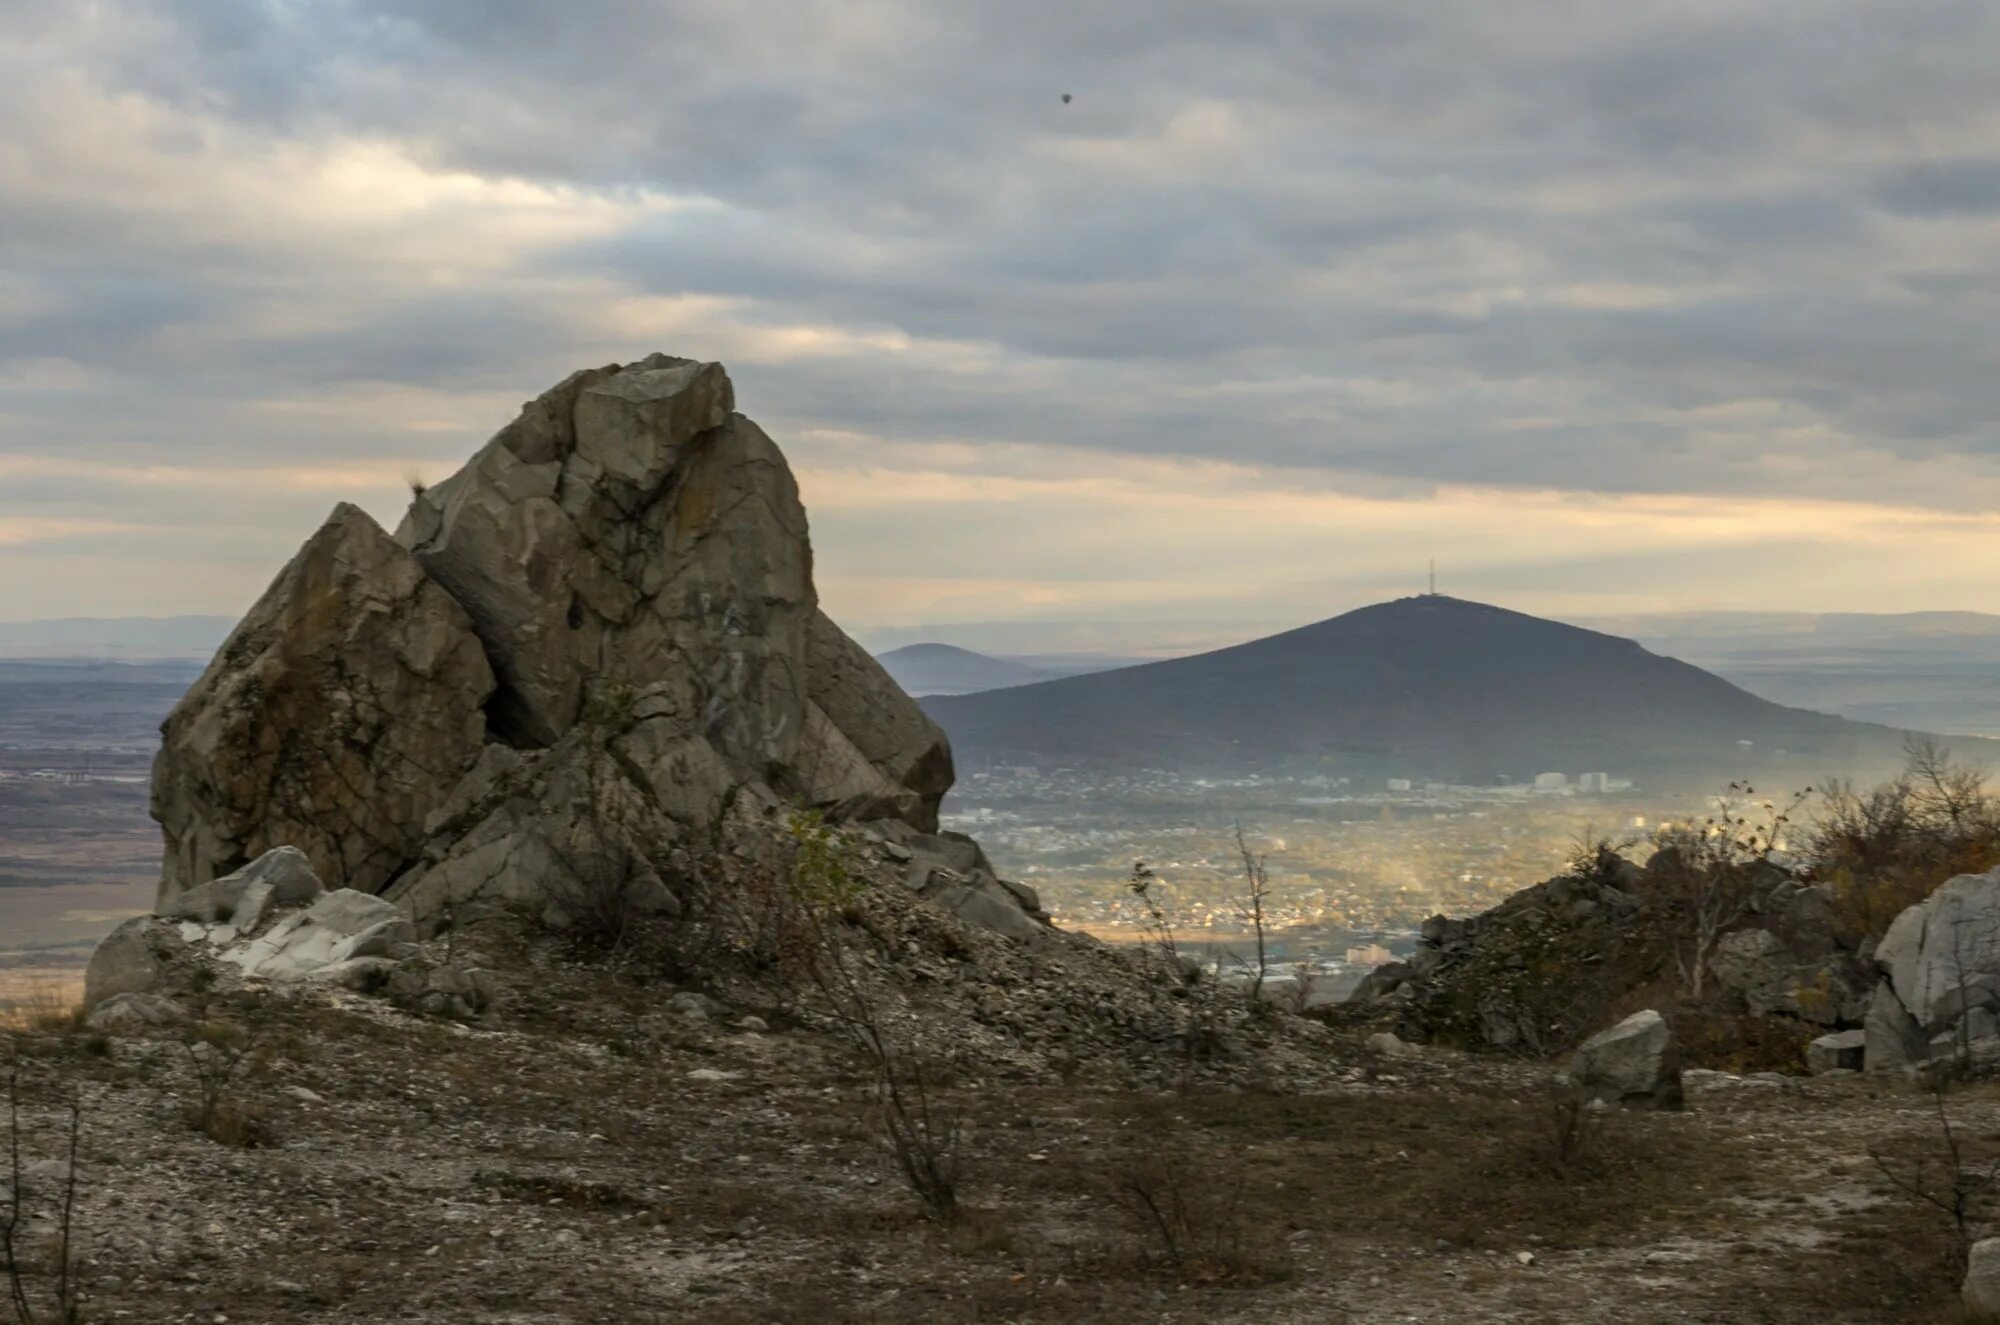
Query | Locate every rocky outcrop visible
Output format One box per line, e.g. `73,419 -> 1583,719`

1346,847 -> 1873,1059
1344,853 -> 1651,1053
1570,1009 -> 1683,1110
149,355 -> 1041,943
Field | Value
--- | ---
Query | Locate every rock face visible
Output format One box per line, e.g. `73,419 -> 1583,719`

1569,1009 -> 1684,1110
149,355 -> 1036,942
153,504 -> 495,901
1866,866 -> 2000,1069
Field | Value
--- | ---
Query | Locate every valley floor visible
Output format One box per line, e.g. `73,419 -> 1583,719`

2,967 -> 1988,1325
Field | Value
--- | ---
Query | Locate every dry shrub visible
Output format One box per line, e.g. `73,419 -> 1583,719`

3,1060 -> 83,1325
178,1020 -> 276,1148
1100,1104 -> 1290,1285
1809,737 -> 2000,939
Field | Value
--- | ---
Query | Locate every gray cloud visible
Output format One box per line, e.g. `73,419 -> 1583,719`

4,0 -> 2000,623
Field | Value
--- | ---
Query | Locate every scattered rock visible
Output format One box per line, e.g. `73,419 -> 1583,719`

85,992 -> 189,1034
1806,1029 -> 1868,1074
1569,1010 -> 1683,1110
1967,1237 -> 2000,1315
670,992 -> 719,1021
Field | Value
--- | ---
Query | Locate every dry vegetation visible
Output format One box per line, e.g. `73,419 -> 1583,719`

4,943 -> 2000,1322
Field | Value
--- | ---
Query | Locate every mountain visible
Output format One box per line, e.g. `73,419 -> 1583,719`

0,616 -> 235,659
924,596 -> 1969,785
874,643 -> 1056,696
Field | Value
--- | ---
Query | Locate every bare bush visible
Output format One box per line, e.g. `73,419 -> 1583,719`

3,1062 -> 82,1325
1808,738 -> 2000,938
1103,1106 -> 1287,1284
542,687 -> 664,957
1231,826 -> 1274,1003
1869,1080 -> 2000,1276
790,814 -> 963,1223
1651,782 -> 1808,998
178,1019 -> 271,1148
1534,1087 -> 1602,1176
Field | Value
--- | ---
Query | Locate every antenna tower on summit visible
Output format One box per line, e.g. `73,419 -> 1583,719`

1428,559 -> 1436,596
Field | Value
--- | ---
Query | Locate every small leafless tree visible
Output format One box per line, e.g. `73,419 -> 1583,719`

1231,825 -> 1273,1004
1127,860 -> 1180,974
3,1062 -> 82,1325
1656,781 -> 1808,998
1905,734 -> 1989,836
792,815 -> 963,1223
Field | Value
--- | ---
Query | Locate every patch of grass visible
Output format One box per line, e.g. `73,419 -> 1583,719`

0,986 -> 83,1037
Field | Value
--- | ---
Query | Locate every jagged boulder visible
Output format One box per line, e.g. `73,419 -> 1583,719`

1863,979 -> 1929,1071
1875,866 -> 2000,1031
148,355 -> 1042,945
804,611 -> 952,829
152,504 -> 495,903
1570,1009 -> 1684,1110
159,846 -> 324,931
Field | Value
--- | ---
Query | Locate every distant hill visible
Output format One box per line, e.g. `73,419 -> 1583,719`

0,616 -> 234,659
1582,610 -> 2000,738
924,596 -> 1971,786
875,644 -> 1057,696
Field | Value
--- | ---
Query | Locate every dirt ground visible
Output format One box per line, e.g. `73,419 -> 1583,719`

3,956 -> 1993,1325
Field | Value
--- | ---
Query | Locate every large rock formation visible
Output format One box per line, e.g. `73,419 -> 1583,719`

150,355 -> 1019,939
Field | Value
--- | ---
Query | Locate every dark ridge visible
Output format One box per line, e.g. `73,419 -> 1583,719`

923,596 -> 1980,786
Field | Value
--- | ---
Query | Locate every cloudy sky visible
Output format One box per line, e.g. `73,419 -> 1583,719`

5,1 -> 2000,650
